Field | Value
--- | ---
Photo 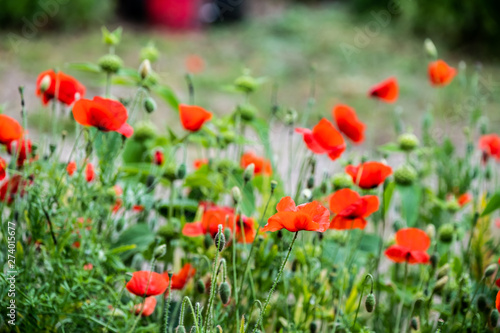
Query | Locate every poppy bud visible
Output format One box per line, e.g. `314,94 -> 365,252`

410,317 -> 419,330
141,44 -> 160,62
102,27 -> 122,45
204,233 -> 213,249
190,327 -> 196,333
237,103 -> 258,122
394,164 -> 417,186
234,71 -> 258,93
331,173 -> 353,190
49,143 -> 57,154
139,59 -> 152,79
309,321 -> 318,333
196,279 -> 206,294
307,176 -> 314,189
430,253 -> 439,270
98,54 -> 123,74
146,175 -> 156,191
176,164 -> 186,179
154,150 -> 164,166
485,264 -> 497,278
445,200 -> 460,213
433,276 -> 449,293
214,226 -> 226,252
176,325 -> 186,333
270,180 -> 278,192
365,293 -> 376,312
476,294 -> 488,313
231,186 -> 242,203
437,264 -> 450,279
424,38 -> 438,59
438,223 -> 454,243
398,133 -> 420,151
144,97 -> 157,114
243,163 -> 255,183
219,282 -> 231,305
153,244 -> 167,259
284,108 -> 298,126
426,224 -> 436,239
134,122 -> 158,142
86,163 -> 95,182
490,309 -> 499,327
302,189 -> 312,201
223,228 -> 231,241
39,74 -> 51,93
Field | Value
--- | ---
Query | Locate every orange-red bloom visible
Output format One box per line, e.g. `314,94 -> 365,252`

332,104 -> 366,144
179,104 -> 212,132
163,263 -> 196,290
0,175 -> 28,204
185,54 -> 205,74
385,228 -> 430,264
83,263 -> 93,271
329,189 -> 379,230
496,290 -> 500,312
240,151 -> 272,175
67,161 -> 77,176
85,163 -> 95,182
262,197 -> 330,233
194,158 -> 208,169
369,77 -> 399,103
7,138 -> 33,167
36,70 -> 86,106
479,134 -> 500,161
72,97 -> 133,137
0,115 -> 23,145
295,118 -> 346,161
428,60 -> 456,87
0,157 -> 6,181
126,271 -> 169,297
457,193 -> 472,207
154,150 -> 164,166
133,296 -> 157,317
345,161 -> 393,189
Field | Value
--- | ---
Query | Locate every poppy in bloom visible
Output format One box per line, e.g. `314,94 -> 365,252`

345,161 -> 393,189
428,60 -> 456,87
497,290 -> 500,312
479,134 -> 500,162
332,104 -> 366,144
67,161 -> 77,176
0,175 -> 28,204
329,189 -> 379,230
126,271 -> 169,297
262,196 -> 330,233
179,104 -> 212,132
369,77 -> 399,103
163,263 -> 196,290
83,264 -> 93,271
295,118 -> 346,161
154,150 -> 164,166
241,151 -> 272,175
457,193 -> 472,207
36,70 -> 86,106
0,157 -> 6,181
72,97 -> 133,137
0,114 -> 23,145
7,138 -> 33,167
385,228 -> 430,264
496,278 -> 500,289
85,163 -> 95,182
133,296 -> 157,317
194,158 -> 208,169
132,205 -> 145,212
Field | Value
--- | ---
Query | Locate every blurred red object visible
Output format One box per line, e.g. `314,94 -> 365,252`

146,0 -> 200,29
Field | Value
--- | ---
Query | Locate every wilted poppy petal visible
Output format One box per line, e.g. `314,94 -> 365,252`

369,77 -> 399,103
333,104 -> 366,144
395,228 -> 431,252
0,115 -> 24,145
182,221 -> 205,237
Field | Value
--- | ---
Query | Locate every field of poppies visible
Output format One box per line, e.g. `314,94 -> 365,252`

1,26 -> 500,333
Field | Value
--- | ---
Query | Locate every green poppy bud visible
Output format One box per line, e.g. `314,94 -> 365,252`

234,73 -> 258,93
410,317 -> 419,330
433,276 -> 449,293
331,173 -> 353,190
437,264 -> 450,279
204,233 -> 213,249
424,38 -> 438,59
445,200 -> 460,213
39,74 -> 51,93
196,279 -> 206,294
176,325 -> 186,333
214,226 -> 226,252
98,54 -> 123,74
484,264 -> 497,278
176,164 -> 186,179
398,133 -> 420,151
231,186 -> 242,203
309,321 -> 318,333
139,59 -> 152,79
438,224 -> 454,243
143,97 -> 157,114
133,121 -> 157,142
237,103 -> 258,122
307,176 -> 314,189
219,282 -> 231,305
394,164 -> 417,186
243,164 -> 255,183
430,253 -> 439,270
490,309 -> 499,327
476,294 -> 488,313
153,244 -> 167,259
271,180 -> 278,192
365,293 -> 376,312
141,44 -> 160,62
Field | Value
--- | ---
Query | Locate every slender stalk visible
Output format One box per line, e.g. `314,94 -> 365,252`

203,226 -> 223,333
395,262 -> 409,333
352,274 -> 374,331
232,210 -> 240,330
460,275 -> 485,331
128,258 -> 157,333
162,273 -> 173,333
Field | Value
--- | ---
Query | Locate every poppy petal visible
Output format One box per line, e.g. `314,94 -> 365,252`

384,245 -> 409,263
182,221 -> 205,237
0,115 -> 24,145
428,60 -> 456,87
369,77 -> 399,103
329,216 -> 367,230
333,104 -> 366,144
126,271 -> 169,297
329,188 -> 360,214
117,123 -> 134,138
297,201 -> 331,232
179,104 -> 212,132
276,196 -> 297,212
408,251 -> 430,264
361,195 -> 380,217
395,228 -> 431,252
295,128 -> 328,154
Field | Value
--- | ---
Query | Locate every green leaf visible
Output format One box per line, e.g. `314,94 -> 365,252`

68,62 -> 101,73
396,184 -> 421,227
383,181 -> 395,217
481,191 -> 500,216
377,142 -> 403,154
113,224 -> 155,259
153,85 -> 179,111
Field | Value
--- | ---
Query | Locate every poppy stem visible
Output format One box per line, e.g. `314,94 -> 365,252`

185,74 -> 195,105
394,261 -> 409,333
252,231 -> 299,333
105,72 -> 112,98
203,226 -> 223,333
162,273 -> 173,333
232,208 -> 240,329
128,258 -> 156,333
351,274 -> 374,331
459,275 -> 485,332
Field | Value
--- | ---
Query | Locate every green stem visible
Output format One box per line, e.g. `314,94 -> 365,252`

460,275 -> 485,331
203,227 -> 223,333
162,273 -> 173,333
352,274 -> 374,331
395,262 -> 409,333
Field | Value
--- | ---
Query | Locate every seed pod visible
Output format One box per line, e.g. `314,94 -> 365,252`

410,317 -> 419,330
219,282 -> 231,305
144,97 -> 157,113
270,180 -> 278,192
196,279 -> 206,294
430,253 -> 439,270
98,54 -> 123,74
176,325 -> 186,333
331,173 -> 353,190
398,133 -> 420,151
365,293 -> 376,313
214,229 -> 226,252
490,309 -> 499,327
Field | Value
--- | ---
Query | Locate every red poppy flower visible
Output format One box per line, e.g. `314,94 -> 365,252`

194,158 -> 208,169
72,97 -> 133,137
369,77 -> 399,103
295,118 -> 346,161
385,228 -> 430,264
179,104 -> 212,132
0,115 -> 23,145
185,54 -> 205,74
67,161 -> 77,176
0,157 -> 6,181
497,291 -> 500,312
126,271 -> 169,297
132,205 -> 145,212
7,138 -> 33,167
457,193 -> 472,207
85,163 -> 95,182
428,60 -> 456,87
154,150 -> 164,166
163,263 -> 196,290
332,104 -> 366,144
133,296 -> 157,317
496,278 -> 500,289
241,151 -> 272,175
83,263 -> 93,271
329,189 -> 379,230
345,161 -> 393,189
0,175 -> 28,204
36,70 -> 86,106
262,196 -> 330,233
479,134 -> 500,161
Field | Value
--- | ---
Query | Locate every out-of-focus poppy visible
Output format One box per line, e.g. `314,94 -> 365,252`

86,163 -> 95,182
479,134 -> 500,162
133,296 -> 157,317
179,104 -> 212,132
83,263 -> 93,271
67,161 -> 77,176
496,278 -> 500,289
72,97 -> 133,137
0,115 -> 23,145
262,196 -> 330,233
163,263 -> 196,290
0,175 -> 28,204
194,158 -> 208,169
385,228 -> 430,264
126,271 -> 169,297
112,185 -> 123,213
329,188 -> 379,230
496,290 -> 500,312
36,70 -> 86,106
241,151 -> 272,175
345,161 -> 393,189
0,157 -> 6,181
369,77 -> 399,103
7,138 -> 33,167
154,150 -> 164,166
457,193 -> 472,207
428,60 -> 456,87
332,104 -> 365,144
132,205 -> 145,212
295,118 -> 346,161
185,54 -> 205,74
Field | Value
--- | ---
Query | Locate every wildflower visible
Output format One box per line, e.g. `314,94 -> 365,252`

194,158 -> 208,169
132,205 -> 145,212
398,133 -> 420,151
67,161 -> 77,176
0,114 -> 23,145
345,161 -> 393,189
332,104 -> 365,144
163,264 -> 196,290
261,196 -> 330,232
179,104 -> 212,132
185,54 -> 205,74
393,164 -> 417,186
85,163 -> 95,182
72,97 -> 134,137
0,175 -> 28,204
428,60 -> 456,86
457,193 -> 472,207
497,291 -> 500,312
240,151 -> 272,175
83,263 -> 93,271
329,188 -> 379,230
0,157 -> 6,181
369,77 -> 399,103
7,138 -> 33,167
295,118 -> 346,161
36,70 -> 86,106
154,150 -> 165,166
479,134 -> 500,161
126,271 -> 169,297
133,296 -> 157,317
385,228 -> 431,264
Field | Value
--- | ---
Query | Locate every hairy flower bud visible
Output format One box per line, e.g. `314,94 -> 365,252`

219,282 -> 231,305
438,223 -> 454,243
398,133 -> 420,151
426,224 -> 436,239
270,180 -> 278,192
196,279 -> 206,294
394,164 -> 417,186
424,38 -> 438,59
98,54 -> 123,74
231,186 -> 242,203
307,176 -> 314,189
144,97 -> 157,114
490,309 -> 499,327
237,103 -> 258,122
243,163 -> 255,183
410,317 -> 419,330
484,264 -> 497,278
176,164 -> 186,179
176,325 -> 186,333
437,264 -> 450,279
433,276 -> 449,293
430,253 -> 439,270
153,244 -> 167,259
214,225 -> 226,252
332,173 -> 353,190
365,293 -> 376,312
139,59 -> 152,79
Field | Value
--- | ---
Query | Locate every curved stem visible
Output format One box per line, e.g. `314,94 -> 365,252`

352,274 -> 374,331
